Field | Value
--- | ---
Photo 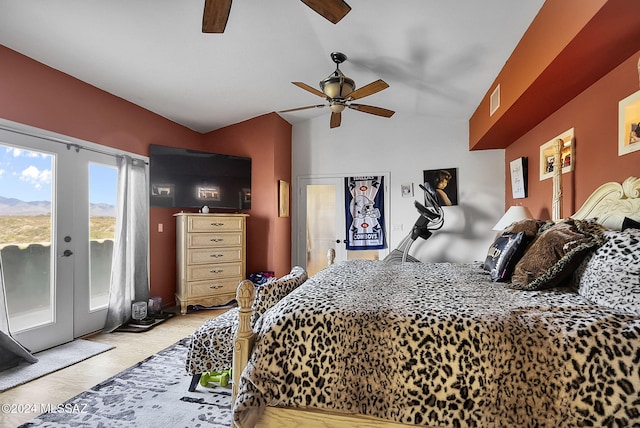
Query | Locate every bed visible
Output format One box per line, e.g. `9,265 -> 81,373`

231,176 -> 640,428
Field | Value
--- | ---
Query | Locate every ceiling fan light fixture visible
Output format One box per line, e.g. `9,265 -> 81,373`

330,102 -> 346,113
320,71 -> 355,99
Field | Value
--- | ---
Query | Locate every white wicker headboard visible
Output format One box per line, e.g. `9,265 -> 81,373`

571,176 -> 640,230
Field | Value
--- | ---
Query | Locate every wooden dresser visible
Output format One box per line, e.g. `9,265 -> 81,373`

174,213 -> 248,315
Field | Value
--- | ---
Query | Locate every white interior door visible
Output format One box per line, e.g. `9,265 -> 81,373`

0,126 -> 118,351
298,175 -> 389,277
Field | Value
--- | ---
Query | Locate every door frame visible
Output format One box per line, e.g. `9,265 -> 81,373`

294,172 -> 391,270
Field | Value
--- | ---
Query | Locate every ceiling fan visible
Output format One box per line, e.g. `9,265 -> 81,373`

280,52 -> 395,129
202,0 -> 351,33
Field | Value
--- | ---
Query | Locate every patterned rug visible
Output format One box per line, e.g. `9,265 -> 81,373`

19,337 -> 232,427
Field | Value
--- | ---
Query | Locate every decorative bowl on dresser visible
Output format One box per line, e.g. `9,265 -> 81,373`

174,213 -> 248,315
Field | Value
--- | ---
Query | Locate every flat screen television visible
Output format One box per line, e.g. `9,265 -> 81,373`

149,144 -> 251,210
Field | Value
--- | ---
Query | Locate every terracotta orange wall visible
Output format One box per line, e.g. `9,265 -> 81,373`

203,113 -> 292,277
0,45 -> 291,307
504,51 -> 640,219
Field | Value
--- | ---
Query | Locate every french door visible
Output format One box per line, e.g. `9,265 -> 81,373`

298,175 -> 389,277
0,126 -> 117,352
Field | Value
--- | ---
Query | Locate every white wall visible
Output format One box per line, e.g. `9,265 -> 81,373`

291,111 -> 505,265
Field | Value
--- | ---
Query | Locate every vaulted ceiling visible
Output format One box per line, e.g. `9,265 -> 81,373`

0,0 -> 544,133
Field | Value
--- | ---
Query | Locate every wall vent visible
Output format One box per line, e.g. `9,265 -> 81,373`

490,84 -> 500,116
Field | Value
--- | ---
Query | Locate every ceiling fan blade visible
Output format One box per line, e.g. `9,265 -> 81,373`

202,0 -> 232,33
330,111 -> 342,128
279,104 -> 326,113
300,0 -> 351,24
348,104 -> 395,118
348,79 -> 389,100
292,82 -> 327,98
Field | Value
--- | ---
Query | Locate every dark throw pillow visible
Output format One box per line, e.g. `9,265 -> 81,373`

483,231 -> 527,282
622,217 -> 640,231
510,219 -> 606,290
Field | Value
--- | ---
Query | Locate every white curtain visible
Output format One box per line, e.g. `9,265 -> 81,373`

103,156 -> 150,332
0,253 -> 37,369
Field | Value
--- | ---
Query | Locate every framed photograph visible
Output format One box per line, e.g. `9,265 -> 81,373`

423,168 -> 458,206
618,89 -> 640,156
401,183 -> 414,198
509,157 -> 527,199
278,180 -> 290,217
539,128 -> 574,181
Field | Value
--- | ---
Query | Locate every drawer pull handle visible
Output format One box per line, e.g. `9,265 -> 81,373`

211,222 -> 224,226
210,238 -> 224,242
210,254 -> 224,258
210,269 -> 224,274
209,284 -> 223,289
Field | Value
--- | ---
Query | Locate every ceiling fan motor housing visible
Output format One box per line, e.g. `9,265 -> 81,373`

321,53 -> 354,99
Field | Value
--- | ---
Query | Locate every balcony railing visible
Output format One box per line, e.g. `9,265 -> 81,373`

1,240 -> 113,331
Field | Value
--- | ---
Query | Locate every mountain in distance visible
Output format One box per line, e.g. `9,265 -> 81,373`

0,196 -> 116,216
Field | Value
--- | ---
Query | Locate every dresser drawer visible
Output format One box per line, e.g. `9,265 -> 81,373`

188,277 -> 240,297
188,231 -> 243,248
189,215 -> 244,232
187,247 -> 242,264
187,261 -> 243,281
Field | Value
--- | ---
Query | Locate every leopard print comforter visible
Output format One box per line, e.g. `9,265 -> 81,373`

233,260 -> 640,427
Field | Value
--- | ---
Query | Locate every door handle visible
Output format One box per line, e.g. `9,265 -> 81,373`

61,249 -> 74,257
336,239 -> 347,244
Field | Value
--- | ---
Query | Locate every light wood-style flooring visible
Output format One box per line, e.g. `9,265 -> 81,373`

1,307 -> 228,427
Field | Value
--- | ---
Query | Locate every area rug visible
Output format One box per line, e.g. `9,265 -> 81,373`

19,337 -> 232,427
0,339 -> 114,392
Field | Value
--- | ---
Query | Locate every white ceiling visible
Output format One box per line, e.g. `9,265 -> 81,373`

0,0 -> 544,134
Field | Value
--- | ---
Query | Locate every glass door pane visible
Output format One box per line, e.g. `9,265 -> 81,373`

0,144 -> 55,332
88,163 -> 117,311
73,152 -> 118,337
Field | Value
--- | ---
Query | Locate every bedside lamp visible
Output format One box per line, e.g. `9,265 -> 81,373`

493,206 -> 534,231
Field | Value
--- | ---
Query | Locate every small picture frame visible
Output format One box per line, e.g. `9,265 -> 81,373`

539,128 -> 574,181
509,157 -> 527,199
618,89 -> 640,156
401,183 -> 414,198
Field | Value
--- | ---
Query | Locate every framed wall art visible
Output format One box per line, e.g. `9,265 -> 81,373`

278,180 -> 290,217
618,89 -> 640,156
401,183 -> 414,198
539,128 -> 574,181
509,157 -> 527,199
423,168 -> 458,206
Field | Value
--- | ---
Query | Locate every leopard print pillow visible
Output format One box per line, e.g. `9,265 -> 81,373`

576,228 -> 640,315
250,266 -> 308,327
